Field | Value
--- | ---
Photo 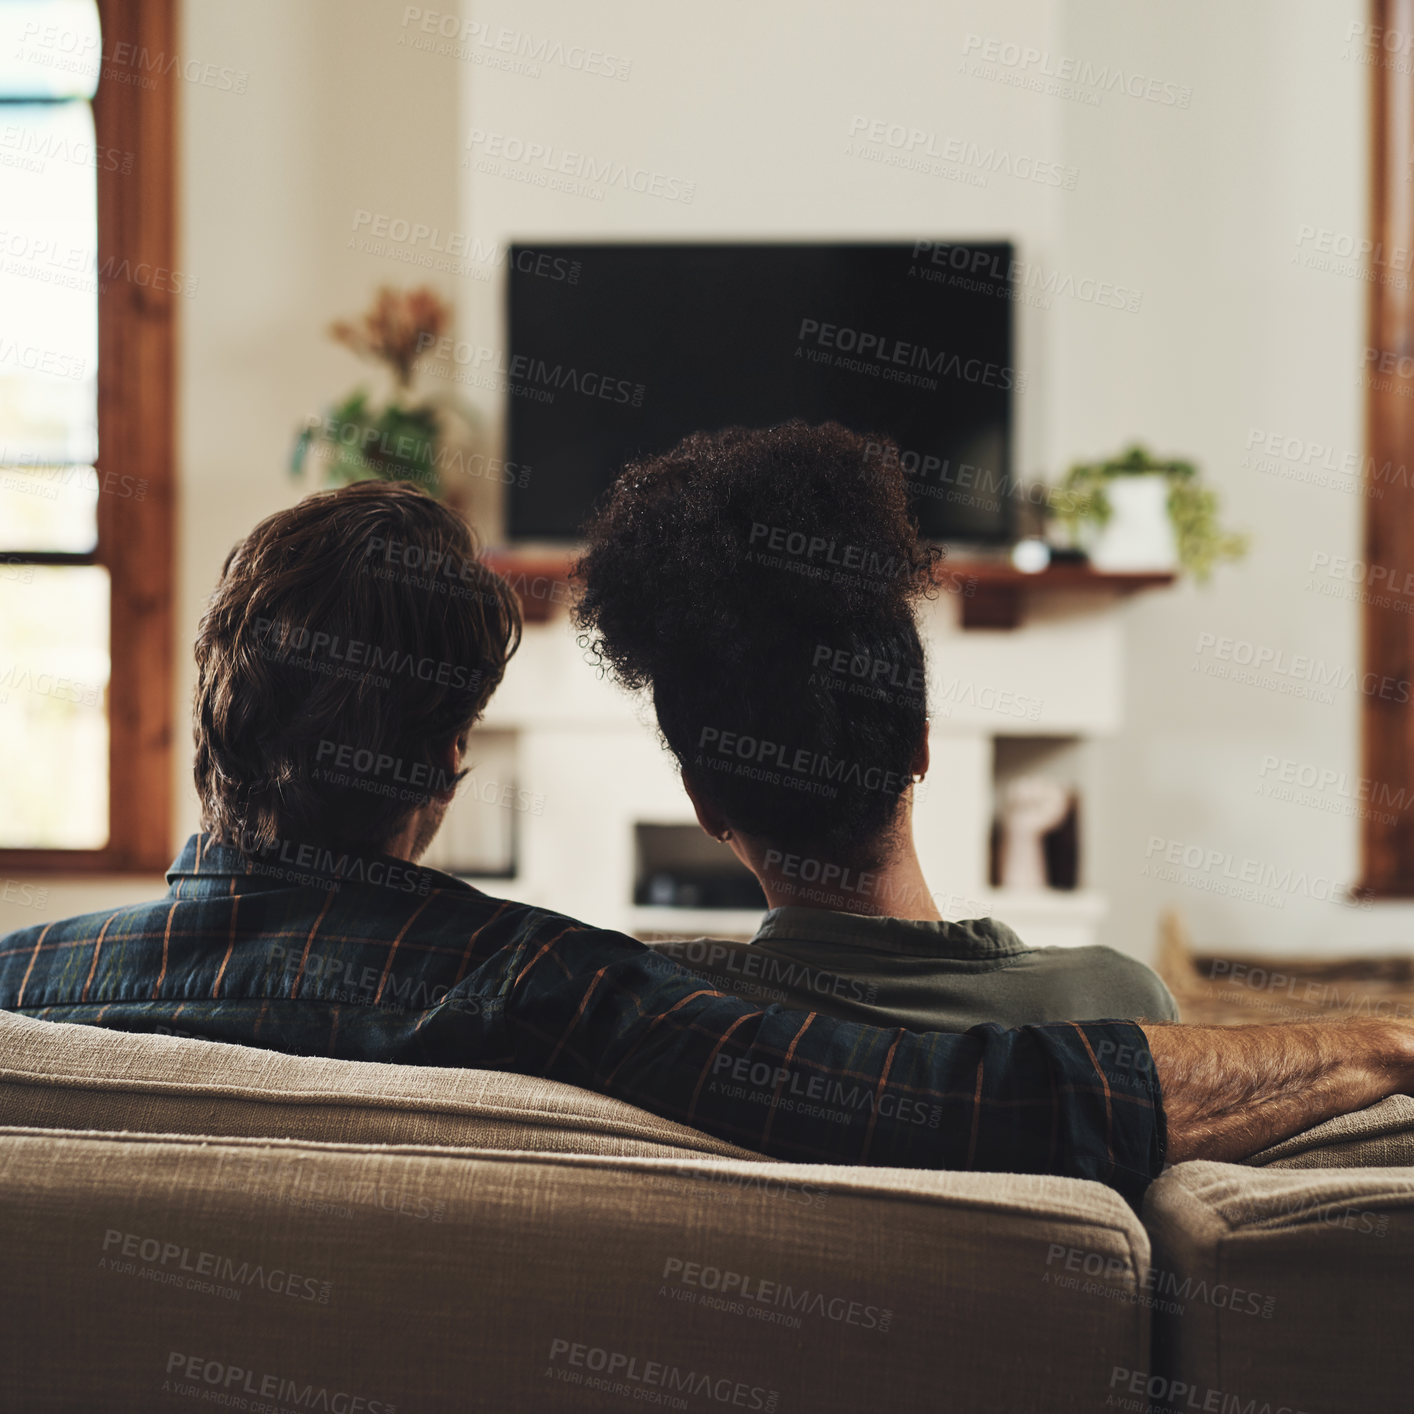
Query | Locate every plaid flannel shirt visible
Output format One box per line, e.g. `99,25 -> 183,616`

0,834 -> 1166,1202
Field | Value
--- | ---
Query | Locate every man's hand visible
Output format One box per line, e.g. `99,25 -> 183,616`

1142,1018 -> 1414,1164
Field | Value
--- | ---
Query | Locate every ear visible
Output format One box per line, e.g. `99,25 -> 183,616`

681,767 -> 730,842
911,723 -> 930,781
435,735 -> 465,799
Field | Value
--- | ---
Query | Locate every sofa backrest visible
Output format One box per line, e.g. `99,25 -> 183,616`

0,1124 -> 1152,1413
0,1009 -> 757,1159
1141,1160 -> 1414,1414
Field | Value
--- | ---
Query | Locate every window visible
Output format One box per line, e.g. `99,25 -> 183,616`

0,0 -> 174,871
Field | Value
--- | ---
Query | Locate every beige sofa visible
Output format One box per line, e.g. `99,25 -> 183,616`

0,1010 -> 1410,1413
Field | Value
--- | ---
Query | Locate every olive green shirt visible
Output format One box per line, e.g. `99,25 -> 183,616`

649,907 -> 1179,1034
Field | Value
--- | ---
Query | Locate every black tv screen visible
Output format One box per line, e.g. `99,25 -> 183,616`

505,241 -> 1016,543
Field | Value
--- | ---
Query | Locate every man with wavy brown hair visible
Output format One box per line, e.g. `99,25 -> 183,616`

192,479 -> 520,863
2,474 -> 1412,1207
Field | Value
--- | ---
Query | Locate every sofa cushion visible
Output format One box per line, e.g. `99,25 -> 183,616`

0,1124 -> 1151,1412
1141,1160 -> 1414,1414
0,1008 -> 757,1159
1244,1093 -> 1414,1169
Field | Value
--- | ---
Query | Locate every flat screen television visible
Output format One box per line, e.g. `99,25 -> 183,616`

505,241 -> 1016,543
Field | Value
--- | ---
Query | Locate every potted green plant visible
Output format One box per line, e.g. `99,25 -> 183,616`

291,286 -> 479,505
1049,444 -> 1248,581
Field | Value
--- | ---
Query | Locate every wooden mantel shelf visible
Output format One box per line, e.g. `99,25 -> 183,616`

945,561 -> 1176,629
482,551 -> 577,623
483,551 -> 1175,629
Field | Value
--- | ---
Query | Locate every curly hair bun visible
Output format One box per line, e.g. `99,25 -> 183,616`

576,421 -> 936,682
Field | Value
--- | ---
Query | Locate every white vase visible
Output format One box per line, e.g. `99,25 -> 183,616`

1086,474 -> 1179,572
998,777 -> 1071,891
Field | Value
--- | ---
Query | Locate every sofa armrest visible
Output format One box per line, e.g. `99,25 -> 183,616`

1243,1094 -> 1414,1169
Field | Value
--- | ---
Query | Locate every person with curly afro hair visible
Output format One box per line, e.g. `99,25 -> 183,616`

574,421 -> 1177,1032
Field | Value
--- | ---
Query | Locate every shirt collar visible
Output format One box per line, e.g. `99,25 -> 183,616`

753,905 -> 1028,959
164,832 -> 472,899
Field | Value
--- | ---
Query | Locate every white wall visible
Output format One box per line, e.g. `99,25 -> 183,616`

454,0 -> 1067,489
5,0 -> 1405,961
1050,1 -> 1392,955
175,0 -> 464,845
455,0 -> 1395,957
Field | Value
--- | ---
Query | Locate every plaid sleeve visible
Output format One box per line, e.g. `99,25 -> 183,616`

494,925 -> 1166,1205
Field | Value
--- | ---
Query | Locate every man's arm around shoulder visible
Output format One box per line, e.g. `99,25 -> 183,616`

498,925 -> 1165,1202
1142,1018 -> 1414,1163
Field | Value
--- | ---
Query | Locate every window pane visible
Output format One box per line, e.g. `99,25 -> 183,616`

0,464 -> 98,551
0,565 -> 108,848
0,102 -> 98,465
0,0 -> 101,100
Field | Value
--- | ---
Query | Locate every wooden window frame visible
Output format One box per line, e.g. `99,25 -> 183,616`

0,0 -> 175,874
1364,0 -> 1414,896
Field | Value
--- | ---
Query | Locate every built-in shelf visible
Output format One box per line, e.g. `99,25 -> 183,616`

630,906 -> 766,939
964,890 -> 1111,951
976,888 -> 1109,920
